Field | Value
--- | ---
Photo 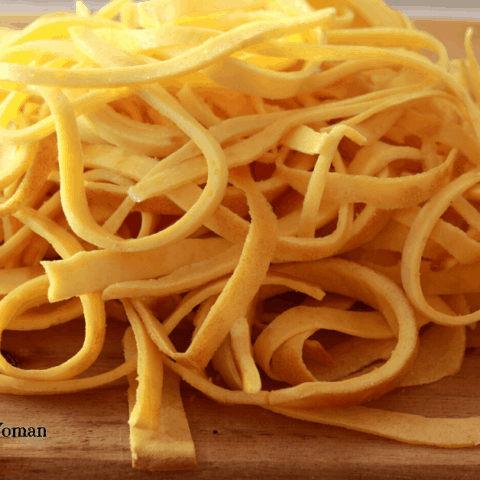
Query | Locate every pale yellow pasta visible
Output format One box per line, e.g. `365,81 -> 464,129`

1,0 -> 480,471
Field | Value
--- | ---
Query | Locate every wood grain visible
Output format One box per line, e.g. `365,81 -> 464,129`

3,318 -> 480,480
1,15 -> 480,480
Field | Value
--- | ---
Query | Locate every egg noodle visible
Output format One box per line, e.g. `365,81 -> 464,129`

0,0 -> 480,470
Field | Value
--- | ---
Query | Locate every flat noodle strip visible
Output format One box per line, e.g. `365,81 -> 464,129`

122,300 -> 163,431
395,206 -> 480,264
1,16 -> 122,48
0,207 -> 107,381
80,107 -> 189,157
130,87 -> 437,203
126,80 -> 434,202
160,270 -> 326,338
0,87 -> 132,146
270,331 -> 333,385
102,243 -> 243,300
176,166 -> 278,370
402,168 -> 480,325
305,337 -> 397,383
0,266 -> 44,295
267,258 -> 418,407
0,192 -> 62,267
202,55 -> 323,99
0,134 -> 55,217
0,141 -> 37,191
43,238 -> 231,302
326,28 -> 449,67
297,125 -> 365,238
277,123 -> 457,209
0,8 -> 337,87
0,356 -> 136,395
251,41 -> 480,139
230,316 -> 262,394
42,43 -> 230,252
254,306 -> 394,381
420,263 -> 480,295
128,365 -> 197,471
266,405 -> 480,448
399,324 -> 466,387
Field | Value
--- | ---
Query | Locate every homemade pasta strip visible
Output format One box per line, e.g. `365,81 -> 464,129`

253,306 -> 394,381
251,41 -> 480,139
0,206 -> 107,381
230,314 -> 262,394
420,263 -> 480,295
0,192 -> 62,267
175,166 -> 278,370
266,405 -> 480,448
0,87 -> 132,146
395,205 -> 480,265
361,218 -> 445,260
177,83 -> 222,127
326,28 -> 449,67
42,237 -> 231,302
0,354 -> 136,395
305,337 -> 397,383
102,243 -> 243,300
1,15 -> 122,48
0,265 -> 44,295
123,299 -> 163,431
402,167 -> 480,325
202,55 -> 323,99
80,107 -> 189,157
127,81 -> 434,201
7,297 -> 84,331
0,140 -> 38,192
277,123 -> 457,209
270,332 -> 333,386
399,324 -> 466,387
130,89 -> 436,203
43,41 -> 230,253
0,135 -> 54,217
128,367 -> 197,470
160,270 -> 326,339
212,332 -> 243,391
163,355 -> 269,406
0,8 -> 337,87
122,306 -> 196,470
297,125 -> 365,238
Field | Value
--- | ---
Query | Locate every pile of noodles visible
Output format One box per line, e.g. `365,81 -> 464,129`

0,0 -> 480,470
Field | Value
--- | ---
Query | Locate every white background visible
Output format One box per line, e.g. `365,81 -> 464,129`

1,0 -> 480,18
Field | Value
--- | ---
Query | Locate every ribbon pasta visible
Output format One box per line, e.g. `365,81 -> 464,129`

0,0 -> 480,471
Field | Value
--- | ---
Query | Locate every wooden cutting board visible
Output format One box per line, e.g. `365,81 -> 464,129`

1,14 -> 480,480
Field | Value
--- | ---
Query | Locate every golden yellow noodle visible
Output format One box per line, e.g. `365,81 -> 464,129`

1,0 -> 480,470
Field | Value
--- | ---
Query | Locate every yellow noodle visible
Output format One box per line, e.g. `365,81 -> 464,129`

2,0 -> 480,469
